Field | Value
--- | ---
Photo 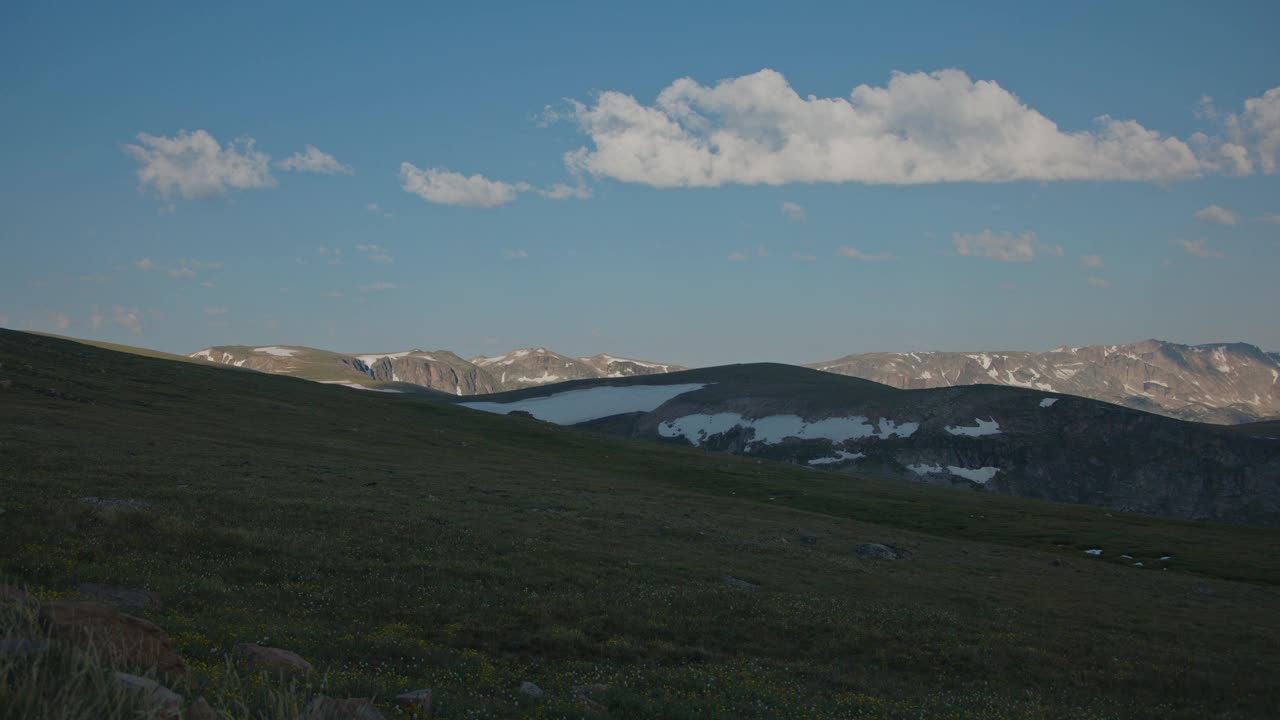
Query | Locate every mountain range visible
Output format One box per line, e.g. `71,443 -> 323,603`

189,338 -> 1280,424
453,364 -> 1280,526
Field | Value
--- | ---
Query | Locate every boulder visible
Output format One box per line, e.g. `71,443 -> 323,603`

113,672 -> 182,720
853,543 -> 898,560
76,583 -> 163,611
38,602 -> 185,675
723,575 -> 760,590
232,643 -> 314,674
185,697 -> 219,720
394,689 -> 433,716
299,697 -> 386,720
518,681 -> 544,698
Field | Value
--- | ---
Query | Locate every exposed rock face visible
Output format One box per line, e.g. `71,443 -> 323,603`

810,339 -> 1280,424
189,345 -> 684,396
361,351 -> 496,396
112,672 -> 182,720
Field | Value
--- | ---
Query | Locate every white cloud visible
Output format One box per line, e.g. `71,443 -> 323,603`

51,312 -> 70,331
561,68 -> 1211,188
90,308 -> 103,329
1079,254 -> 1104,268
111,306 -> 142,334
322,291 -> 344,298
1194,205 -> 1239,225
201,281 -> 216,288
1176,238 -> 1223,259
1087,276 -> 1111,288
953,229 -> 1061,262
836,246 -> 894,261
0,313 -> 9,327
727,252 -> 748,262
277,145 -> 352,174
359,282 -> 397,292
781,201 -> 806,221
539,181 -> 592,200
504,249 -> 529,260
136,258 -> 222,278
1261,213 -> 1280,224
400,163 -> 530,207
793,252 -> 816,261
124,130 -> 275,199
203,306 -> 228,315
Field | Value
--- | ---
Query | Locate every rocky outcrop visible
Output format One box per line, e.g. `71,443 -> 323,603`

232,643 -> 314,674
810,339 -> 1280,424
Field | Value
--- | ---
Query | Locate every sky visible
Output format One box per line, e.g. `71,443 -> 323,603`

2,1 -> 1278,367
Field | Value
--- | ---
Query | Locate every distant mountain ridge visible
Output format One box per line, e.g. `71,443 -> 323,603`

187,338 -> 1280,423
187,344 -> 685,395
809,339 -> 1280,424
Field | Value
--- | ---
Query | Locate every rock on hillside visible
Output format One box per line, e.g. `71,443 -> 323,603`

469,348 -> 600,392
456,364 -> 1280,526
357,350 -> 496,396
810,339 -> 1280,424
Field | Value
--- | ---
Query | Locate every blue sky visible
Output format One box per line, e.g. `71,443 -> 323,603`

2,1 -> 1278,367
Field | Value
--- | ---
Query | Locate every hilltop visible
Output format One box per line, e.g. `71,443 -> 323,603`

2,329 -> 1279,718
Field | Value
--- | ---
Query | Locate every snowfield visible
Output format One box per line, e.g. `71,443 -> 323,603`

659,414 -> 919,447
945,417 -> 1001,436
1040,398 -> 1059,408
808,451 -> 867,466
460,383 -> 707,425
253,346 -> 297,357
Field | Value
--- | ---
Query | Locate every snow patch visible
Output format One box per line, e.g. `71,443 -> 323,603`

945,417 -> 1001,436
253,346 -> 297,357
515,374 -> 562,385
659,414 -> 919,447
356,351 -> 418,365
1084,549 -> 1103,556
808,451 -> 866,466
946,465 -> 1000,483
907,463 -> 943,475
461,383 -> 706,425
189,349 -> 212,360
1039,398 -> 1059,408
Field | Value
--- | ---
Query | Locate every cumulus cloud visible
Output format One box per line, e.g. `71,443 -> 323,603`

400,164 -> 531,207
1087,276 -> 1111,288
781,201 -> 806,221
1261,213 -> 1280,224
277,145 -> 352,174
1176,238 -> 1223,259
953,230 -> 1062,262
50,312 -> 71,331
359,281 -> 397,292
539,180 -> 592,200
836,246 -> 894,261
559,68 -> 1220,188
1080,254 -> 1104,268
504,249 -> 529,260
124,130 -> 276,199
203,307 -> 228,315
1194,204 -> 1239,225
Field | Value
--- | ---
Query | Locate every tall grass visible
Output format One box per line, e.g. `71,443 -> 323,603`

0,591 -> 317,720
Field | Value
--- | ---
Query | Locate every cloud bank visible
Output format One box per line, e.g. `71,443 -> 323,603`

558,69 -> 1280,188
124,130 -> 276,199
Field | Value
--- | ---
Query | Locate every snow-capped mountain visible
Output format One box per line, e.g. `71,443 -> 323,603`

809,339 -> 1280,424
187,345 -> 684,396
454,364 -> 1280,526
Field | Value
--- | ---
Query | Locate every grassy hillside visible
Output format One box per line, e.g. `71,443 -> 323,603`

2,329 -> 1279,719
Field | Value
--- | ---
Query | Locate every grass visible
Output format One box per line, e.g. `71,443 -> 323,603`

2,329 -> 1279,718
